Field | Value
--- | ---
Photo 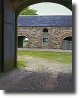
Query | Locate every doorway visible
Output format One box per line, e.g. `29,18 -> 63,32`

62,36 -> 72,50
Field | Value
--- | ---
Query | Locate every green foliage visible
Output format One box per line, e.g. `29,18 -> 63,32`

20,7 -> 38,15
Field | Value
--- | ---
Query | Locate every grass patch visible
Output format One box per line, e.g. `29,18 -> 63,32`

17,59 -> 28,68
17,50 -> 72,64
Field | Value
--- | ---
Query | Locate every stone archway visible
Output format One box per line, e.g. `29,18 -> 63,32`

12,0 -> 72,16
62,36 -> 72,50
0,0 -> 72,72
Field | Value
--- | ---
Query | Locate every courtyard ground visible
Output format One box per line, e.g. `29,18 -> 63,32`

0,49 -> 72,92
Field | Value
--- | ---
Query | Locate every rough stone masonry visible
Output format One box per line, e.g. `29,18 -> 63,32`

18,16 -> 72,49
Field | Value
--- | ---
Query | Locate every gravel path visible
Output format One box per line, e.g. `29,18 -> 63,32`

18,56 -> 72,73
18,48 -> 72,52
0,56 -> 72,92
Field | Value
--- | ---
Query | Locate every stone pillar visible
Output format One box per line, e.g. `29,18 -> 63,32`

0,0 -> 3,72
3,0 -> 16,71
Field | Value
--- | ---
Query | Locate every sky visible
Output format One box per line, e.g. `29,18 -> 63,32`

29,2 -> 72,15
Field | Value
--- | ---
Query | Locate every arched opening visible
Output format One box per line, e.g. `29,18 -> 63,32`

42,28 -> 49,48
17,2 -> 72,70
62,36 -> 72,50
15,1 -> 72,72
17,2 -> 72,66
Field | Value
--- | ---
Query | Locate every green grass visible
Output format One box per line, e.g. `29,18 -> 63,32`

17,59 -> 28,68
17,50 -> 72,64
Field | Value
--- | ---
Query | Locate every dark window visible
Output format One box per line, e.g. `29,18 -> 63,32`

43,38 -> 48,43
43,28 -> 48,32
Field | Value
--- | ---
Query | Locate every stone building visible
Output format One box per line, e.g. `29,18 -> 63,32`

18,15 -> 72,50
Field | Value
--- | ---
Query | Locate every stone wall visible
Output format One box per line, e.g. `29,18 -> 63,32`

3,0 -> 16,71
0,0 -> 3,72
18,26 -> 72,49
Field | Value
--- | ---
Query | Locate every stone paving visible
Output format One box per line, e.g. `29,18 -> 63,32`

0,70 -> 72,92
0,56 -> 72,92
